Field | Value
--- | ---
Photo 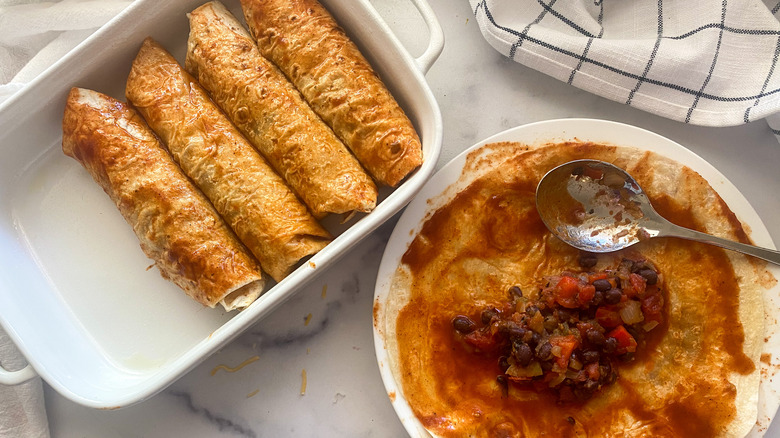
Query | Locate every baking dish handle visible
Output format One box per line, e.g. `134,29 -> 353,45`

408,0 -> 444,74
0,363 -> 37,385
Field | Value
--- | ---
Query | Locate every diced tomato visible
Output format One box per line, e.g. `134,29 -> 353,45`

588,272 -> 608,283
585,362 -> 600,380
595,306 -> 622,328
463,329 -> 501,351
623,273 -> 646,298
555,276 -> 580,309
641,292 -> 664,323
556,276 -> 579,298
549,335 -> 580,369
578,284 -> 596,305
606,325 -> 637,353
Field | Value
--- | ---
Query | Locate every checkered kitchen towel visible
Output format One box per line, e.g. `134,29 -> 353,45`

469,0 -> 780,135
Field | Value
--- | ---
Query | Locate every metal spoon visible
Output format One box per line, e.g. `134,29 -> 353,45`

535,159 -> 780,265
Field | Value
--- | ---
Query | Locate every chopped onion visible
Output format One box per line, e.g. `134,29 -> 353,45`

551,345 -> 563,358
642,320 -> 659,332
619,300 -> 644,325
506,361 -> 543,378
529,312 -> 545,334
548,372 -> 566,387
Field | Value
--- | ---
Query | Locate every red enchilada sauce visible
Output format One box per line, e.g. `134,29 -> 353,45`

394,143 -> 755,437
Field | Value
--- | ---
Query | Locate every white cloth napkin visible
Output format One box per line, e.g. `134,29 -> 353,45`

0,329 -> 49,438
0,2 -> 132,436
0,0 -> 132,105
469,0 -> 780,137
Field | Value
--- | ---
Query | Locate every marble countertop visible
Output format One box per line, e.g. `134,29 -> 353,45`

44,0 -> 780,436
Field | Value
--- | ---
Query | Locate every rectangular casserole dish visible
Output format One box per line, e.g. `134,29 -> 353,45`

0,0 -> 443,408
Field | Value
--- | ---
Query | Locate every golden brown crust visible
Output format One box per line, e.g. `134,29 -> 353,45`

185,1 -> 377,217
61,87 -> 264,310
241,0 -> 422,187
126,38 -> 331,282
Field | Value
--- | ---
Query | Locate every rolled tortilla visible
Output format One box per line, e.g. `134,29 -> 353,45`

185,1 -> 377,218
241,0 -> 423,187
62,87 -> 264,311
126,38 -> 331,282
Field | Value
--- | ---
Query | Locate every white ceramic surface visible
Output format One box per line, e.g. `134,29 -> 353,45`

0,0 -> 443,408
373,119 -> 780,438
26,0 -> 780,436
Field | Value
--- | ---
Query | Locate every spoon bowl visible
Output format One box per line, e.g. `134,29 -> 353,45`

535,159 -> 780,265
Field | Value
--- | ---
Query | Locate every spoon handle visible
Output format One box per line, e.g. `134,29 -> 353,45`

659,222 -> 780,265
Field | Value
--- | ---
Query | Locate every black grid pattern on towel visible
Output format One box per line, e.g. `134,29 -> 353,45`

472,0 -> 780,125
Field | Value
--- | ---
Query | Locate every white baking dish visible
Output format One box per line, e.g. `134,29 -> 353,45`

0,0 -> 443,408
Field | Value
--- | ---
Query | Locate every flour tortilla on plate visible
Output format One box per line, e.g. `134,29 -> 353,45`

383,141 -> 768,437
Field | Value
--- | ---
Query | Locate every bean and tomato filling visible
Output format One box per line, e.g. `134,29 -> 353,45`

451,256 -> 664,402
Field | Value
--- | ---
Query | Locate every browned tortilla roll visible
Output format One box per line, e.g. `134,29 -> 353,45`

240,0 -> 423,187
61,87 -> 264,311
126,38 -> 331,282
185,1 -> 377,218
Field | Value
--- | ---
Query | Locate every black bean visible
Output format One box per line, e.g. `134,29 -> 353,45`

481,307 -> 499,325
557,309 -> 572,323
514,342 -> 534,366
497,374 -> 509,397
509,326 -> 528,340
638,268 -> 658,285
603,337 -> 618,354
598,363 -> 613,383
540,360 -> 553,371
586,329 -> 606,346
537,341 -> 553,361
452,315 -> 476,334
508,285 -> 523,298
592,279 -> 612,292
620,258 -> 636,272
530,332 -> 542,346
604,288 -> 622,305
578,252 -> 598,268
526,305 -> 539,316
591,290 -> 604,307
582,350 -> 600,364
498,356 -> 510,372
604,367 -> 617,384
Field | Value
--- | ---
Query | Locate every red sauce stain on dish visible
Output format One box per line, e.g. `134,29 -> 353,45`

391,142 -> 764,438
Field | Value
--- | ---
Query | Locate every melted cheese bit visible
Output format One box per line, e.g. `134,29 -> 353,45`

304,313 -> 313,326
300,369 -> 307,395
210,355 -> 260,376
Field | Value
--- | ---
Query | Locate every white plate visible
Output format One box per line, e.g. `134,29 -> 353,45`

373,118 -> 780,437
0,0 -> 443,408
